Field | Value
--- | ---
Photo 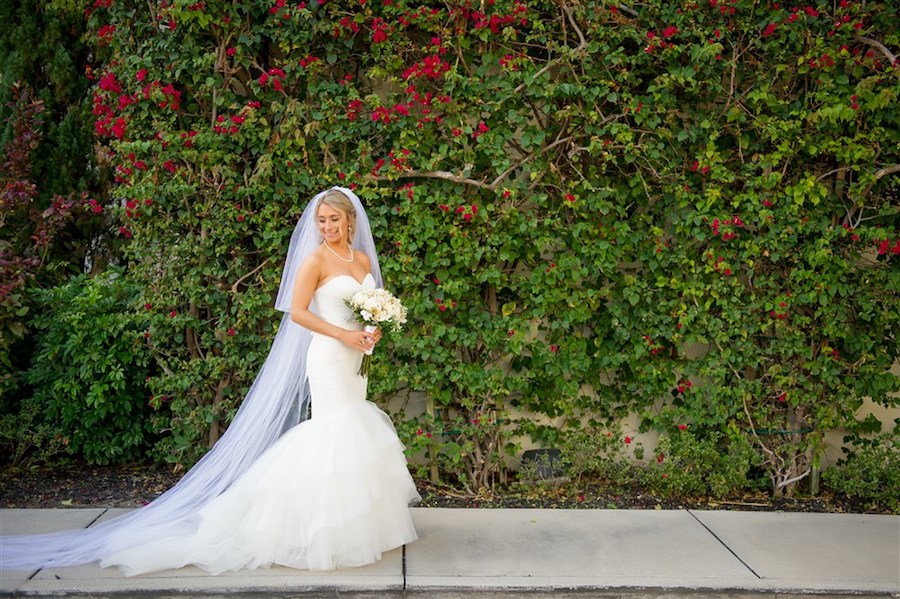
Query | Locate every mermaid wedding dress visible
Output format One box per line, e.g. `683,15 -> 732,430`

98,273 -> 420,575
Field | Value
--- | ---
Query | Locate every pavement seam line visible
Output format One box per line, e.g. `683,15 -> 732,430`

25,509 -> 110,582
85,508 -> 109,529
402,543 -> 407,591
687,509 -> 763,580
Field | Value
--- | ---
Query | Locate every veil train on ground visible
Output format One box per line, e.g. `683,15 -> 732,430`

0,187 -> 384,571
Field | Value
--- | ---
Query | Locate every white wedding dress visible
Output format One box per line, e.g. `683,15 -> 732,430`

98,273 -> 420,575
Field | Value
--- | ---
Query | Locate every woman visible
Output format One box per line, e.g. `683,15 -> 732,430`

1,187 -> 420,574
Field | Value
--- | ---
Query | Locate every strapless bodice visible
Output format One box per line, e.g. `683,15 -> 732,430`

313,274 -> 376,328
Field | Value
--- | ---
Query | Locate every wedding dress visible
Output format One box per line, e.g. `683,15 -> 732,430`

0,187 -> 419,574
98,273 -> 420,575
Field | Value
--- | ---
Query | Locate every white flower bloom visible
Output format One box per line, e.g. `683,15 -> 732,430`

346,288 -> 407,331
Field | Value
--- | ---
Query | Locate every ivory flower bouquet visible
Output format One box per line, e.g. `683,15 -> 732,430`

346,288 -> 408,377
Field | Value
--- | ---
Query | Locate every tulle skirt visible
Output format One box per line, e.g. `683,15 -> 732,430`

99,333 -> 420,575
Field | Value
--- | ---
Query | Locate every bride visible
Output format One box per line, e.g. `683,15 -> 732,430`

1,187 -> 420,575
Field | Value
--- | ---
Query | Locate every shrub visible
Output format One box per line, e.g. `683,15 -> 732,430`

17,271 -> 153,465
823,432 -> 900,512
645,429 -> 760,500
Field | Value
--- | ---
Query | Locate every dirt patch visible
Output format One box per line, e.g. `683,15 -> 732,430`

0,461 -> 888,514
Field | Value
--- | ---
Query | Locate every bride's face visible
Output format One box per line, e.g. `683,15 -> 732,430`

318,203 -> 349,245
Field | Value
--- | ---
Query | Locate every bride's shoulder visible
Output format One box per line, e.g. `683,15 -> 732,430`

355,250 -> 372,269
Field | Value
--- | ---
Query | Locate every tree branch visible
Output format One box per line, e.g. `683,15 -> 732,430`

231,258 -> 271,294
859,163 -> 900,198
379,135 -> 580,192
854,35 -> 899,71
376,170 -> 493,189
514,4 -> 588,95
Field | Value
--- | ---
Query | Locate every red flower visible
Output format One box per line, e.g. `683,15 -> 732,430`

565,194 -> 576,202
662,25 -> 678,38
227,328 -> 236,336
762,22 -> 778,37
346,99 -> 363,121
624,436 -> 632,444
472,121 -> 489,140
678,424 -> 687,431
169,310 -> 177,317
111,117 -> 127,139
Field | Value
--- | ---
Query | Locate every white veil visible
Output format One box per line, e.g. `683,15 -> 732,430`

0,186 -> 382,570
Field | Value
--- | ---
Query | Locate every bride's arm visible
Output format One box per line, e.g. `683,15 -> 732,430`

290,256 -> 374,352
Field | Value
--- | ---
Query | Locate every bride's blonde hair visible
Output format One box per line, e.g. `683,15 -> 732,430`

317,188 -> 357,244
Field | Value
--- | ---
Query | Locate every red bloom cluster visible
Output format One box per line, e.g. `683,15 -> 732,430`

454,204 -> 478,222
299,55 -> 319,68
690,160 -> 710,175
180,129 -> 197,147
346,99 -> 364,121
389,149 -> 410,171
642,335 -> 663,355
705,252 -> 732,276
371,106 -> 392,123
97,24 -> 116,45
499,54 -> 520,70
259,68 -> 286,92
841,223 -> 861,242
452,1 -> 528,33
875,238 -> 900,256
214,114 -> 244,135
472,121 -> 489,140
645,25 -> 679,53
435,298 -> 456,312
139,80 -> 181,111
86,198 -> 104,214
402,55 -> 451,80
83,0 -> 112,17
335,16 -> 361,36
93,72 -> 127,138
808,52 -> 835,70
711,215 -> 744,240
371,17 -> 390,43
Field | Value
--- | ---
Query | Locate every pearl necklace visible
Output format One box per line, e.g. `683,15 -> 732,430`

322,240 -> 354,263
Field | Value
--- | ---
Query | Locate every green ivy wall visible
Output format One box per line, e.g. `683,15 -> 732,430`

12,0 -> 899,497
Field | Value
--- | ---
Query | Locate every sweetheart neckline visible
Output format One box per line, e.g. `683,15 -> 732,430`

317,273 -> 374,290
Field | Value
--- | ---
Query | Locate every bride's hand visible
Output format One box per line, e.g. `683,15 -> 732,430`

340,330 -> 378,353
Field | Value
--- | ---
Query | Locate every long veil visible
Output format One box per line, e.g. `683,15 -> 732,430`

0,186 -> 382,570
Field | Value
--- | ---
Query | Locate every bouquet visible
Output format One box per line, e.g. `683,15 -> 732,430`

345,288 -> 408,377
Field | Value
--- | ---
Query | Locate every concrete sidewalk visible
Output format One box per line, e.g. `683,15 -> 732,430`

0,507 -> 898,597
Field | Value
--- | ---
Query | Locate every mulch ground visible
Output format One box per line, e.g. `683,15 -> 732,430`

0,461 -> 887,514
